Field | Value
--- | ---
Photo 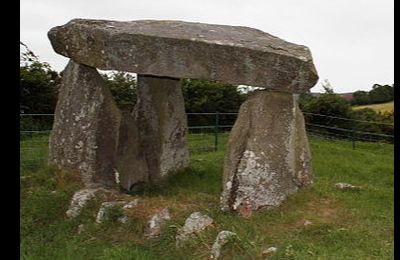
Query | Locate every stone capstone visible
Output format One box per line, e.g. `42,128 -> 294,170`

48,19 -> 318,93
220,90 -> 313,214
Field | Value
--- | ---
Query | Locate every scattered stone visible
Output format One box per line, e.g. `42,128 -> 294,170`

77,224 -> 85,234
176,212 -> 214,246
66,188 -> 110,218
220,91 -> 313,213
95,199 -> 139,224
304,220 -> 313,226
122,199 -> 139,209
95,201 -> 126,224
210,231 -> 237,259
335,183 -> 360,190
262,247 -> 278,258
51,190 -> 57,194
144,208 -> 171,239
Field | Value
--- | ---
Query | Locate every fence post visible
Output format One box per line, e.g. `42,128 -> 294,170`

351,129 -> 356,150
214,111 -> 219,151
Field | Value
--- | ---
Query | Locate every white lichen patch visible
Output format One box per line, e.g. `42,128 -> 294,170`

66,188 -> 110,218
233,149 -> 285,210
210,231 -> 237,259
176,212 -> 214,247
145,208 -> 171,239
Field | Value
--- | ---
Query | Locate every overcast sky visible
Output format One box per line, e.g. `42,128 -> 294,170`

20,0 -> 393,93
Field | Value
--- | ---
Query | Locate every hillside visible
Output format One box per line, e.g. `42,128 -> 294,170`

353,101 -> 394,113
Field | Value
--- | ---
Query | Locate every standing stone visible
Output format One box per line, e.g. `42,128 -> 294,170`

48,60 -> 121,187
132,75 -> 190,184
116,112 -> 149,191
220,90 -> 312,213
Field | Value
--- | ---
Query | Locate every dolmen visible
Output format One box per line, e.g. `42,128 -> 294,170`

47,19 -> 318,214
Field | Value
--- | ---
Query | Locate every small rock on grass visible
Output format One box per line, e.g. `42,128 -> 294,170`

335,182 -> 361,190
77,224 -> 85,234
210,231 -> 237,259
303,220 -> 313,226
66,188 -> 111,218
262,247 -> 277,258
176,212 -> 214,247
95,199 -> 139,224
144,208 -> 171,239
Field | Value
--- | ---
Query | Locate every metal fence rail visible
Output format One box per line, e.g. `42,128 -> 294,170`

20,112 -> 394,171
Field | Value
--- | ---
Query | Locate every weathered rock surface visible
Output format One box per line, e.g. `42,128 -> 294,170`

48,19 -> 318,93
48,60 -> 122,187
220,90 -> 313,213
116,112 -> 149,191
144,208 -> 171,239
132,75 -> 190,185
95,199 -> 138,224
66,187 -> 110,218
176,212 -> 214,246
210,231 -> 237,259
262,247 -> 278,258
335,182 -> 361,190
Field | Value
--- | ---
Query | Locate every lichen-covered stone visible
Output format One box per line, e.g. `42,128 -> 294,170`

210,231 -> 237,259
144,208 -> 171,239
48,60 -> 122,187
132,75 -> 190,185
66,187 -> 110,218
48,19 -> 318,93
176,212 -> 214,246
95,199 -> 138,224
220,90 -> 312,213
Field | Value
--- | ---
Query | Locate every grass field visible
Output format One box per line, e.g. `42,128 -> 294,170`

353,101 -> 394,113
20,134 -> 394,259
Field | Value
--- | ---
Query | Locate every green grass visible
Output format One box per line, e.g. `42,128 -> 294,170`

20,135 -> 394,259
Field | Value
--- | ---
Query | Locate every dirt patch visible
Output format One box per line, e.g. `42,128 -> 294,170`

124,196 -> 214,221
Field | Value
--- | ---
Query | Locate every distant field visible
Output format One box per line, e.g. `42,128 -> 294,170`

353,101 -> 394,113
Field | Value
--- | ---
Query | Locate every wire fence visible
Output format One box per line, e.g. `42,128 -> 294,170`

20,112 -> 394,171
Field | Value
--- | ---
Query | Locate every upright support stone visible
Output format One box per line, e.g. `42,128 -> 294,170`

119,75 -> 190,190
220,90 -> 312,213
48,60 -> 122,187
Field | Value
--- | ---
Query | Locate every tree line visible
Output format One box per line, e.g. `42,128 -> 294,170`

351,84 -> 394,106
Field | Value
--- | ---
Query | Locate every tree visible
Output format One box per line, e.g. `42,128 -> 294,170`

351,90 -> 370,105
368,84 -> 394,104
181,79 -> 245,126
102,72 -> 137,112
20,42 -> 61,114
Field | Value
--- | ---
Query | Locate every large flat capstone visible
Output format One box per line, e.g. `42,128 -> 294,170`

48,19 -> 318,93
